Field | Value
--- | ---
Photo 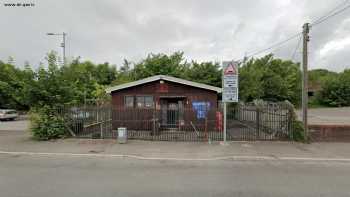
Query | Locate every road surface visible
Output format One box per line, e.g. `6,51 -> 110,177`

1,115 -> 350,196
296,107 -> 350,125
1,153 -> 350,197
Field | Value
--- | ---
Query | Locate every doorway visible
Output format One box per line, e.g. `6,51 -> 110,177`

160,98 -> 184,129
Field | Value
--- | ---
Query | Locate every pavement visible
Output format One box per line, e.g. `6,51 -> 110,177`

1,116 -> 350,196
1,116 -> 350,160
296,107 -> 350,125
2,130 -> 350,160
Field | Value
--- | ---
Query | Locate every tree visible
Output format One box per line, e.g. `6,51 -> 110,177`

183,61 -> 222,87
112,59 -> 134,85
131,52 -> 187,80
0,59 -> 35,109
29,51 -> 75,107
113,52 -> 222,87
94,62 -> 117,85
239,54 -> 302,105
317,69 -> 350,106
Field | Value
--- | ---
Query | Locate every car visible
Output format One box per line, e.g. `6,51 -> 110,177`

0,109 -> 19,121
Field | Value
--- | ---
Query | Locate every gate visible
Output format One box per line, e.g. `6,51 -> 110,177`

58,101 -> 294,141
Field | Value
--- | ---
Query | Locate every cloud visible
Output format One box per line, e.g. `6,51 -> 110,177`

0,0 -> 349,72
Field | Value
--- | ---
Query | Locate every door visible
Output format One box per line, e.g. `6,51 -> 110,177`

167,102 -> 179,128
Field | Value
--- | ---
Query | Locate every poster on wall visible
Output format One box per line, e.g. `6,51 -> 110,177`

192,101 -> 210,119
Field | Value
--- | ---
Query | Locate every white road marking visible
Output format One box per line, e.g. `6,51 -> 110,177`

1,150 -> 350,162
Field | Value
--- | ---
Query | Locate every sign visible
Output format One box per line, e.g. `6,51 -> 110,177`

192,101 -> 210,119
222,61 -> 239,102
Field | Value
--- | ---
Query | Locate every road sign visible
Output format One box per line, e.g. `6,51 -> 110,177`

222,61 -> 239,102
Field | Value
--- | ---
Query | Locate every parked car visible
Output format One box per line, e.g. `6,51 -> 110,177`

0,109 -> 18,121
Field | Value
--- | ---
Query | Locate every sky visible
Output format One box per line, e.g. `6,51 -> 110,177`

1,0 -> 350,72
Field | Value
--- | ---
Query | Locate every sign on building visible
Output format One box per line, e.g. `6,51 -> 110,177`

222,61 -> 239,102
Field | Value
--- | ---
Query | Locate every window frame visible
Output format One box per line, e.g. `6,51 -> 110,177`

124,95 -> 134,108
136,95 -> 154,108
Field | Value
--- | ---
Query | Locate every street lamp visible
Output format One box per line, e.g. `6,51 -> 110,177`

46,32 -> 67,65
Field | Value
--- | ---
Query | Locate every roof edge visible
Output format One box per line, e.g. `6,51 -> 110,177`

105,75 -> 222,93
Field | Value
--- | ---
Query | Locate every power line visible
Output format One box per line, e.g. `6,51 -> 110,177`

243,32 -> 302,60
311,0 -> 349,25
239,1 -> 350,63
291,34 -> 302,61
311,3 -> 350,27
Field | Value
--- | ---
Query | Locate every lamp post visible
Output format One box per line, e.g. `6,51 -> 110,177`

46,32 -> 66,65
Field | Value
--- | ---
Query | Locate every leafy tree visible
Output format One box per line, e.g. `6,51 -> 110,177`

114,52 -> 222,87
0,59 -> 35,109
317,69 -> 350,106
30,51 -> 74,107
2,50 -> 349,111
239,54 -> 302,105
93,62 -> 117,85
131,52 -> 187,80
183,61 -> 222,87
309,69 -> 338,92
112,59 -> 134,85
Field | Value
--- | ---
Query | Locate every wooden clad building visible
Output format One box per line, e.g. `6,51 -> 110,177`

106,75 -> 221,130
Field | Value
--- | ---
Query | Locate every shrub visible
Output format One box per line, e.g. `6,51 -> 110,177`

283,101 -> 307,142
29,106 -> 67,140
317,69 -> 350,107
290,120 -> 306,142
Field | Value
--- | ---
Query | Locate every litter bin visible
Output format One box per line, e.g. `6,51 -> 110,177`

117,127 -> 127,144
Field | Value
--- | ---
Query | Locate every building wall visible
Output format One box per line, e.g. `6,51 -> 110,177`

111,80 -> 218,109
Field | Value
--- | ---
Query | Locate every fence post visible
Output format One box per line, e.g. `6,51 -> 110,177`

256,107 -> 260,139
100,122 -> 103,139
284,100 -> 295,139
99,107 -> 103,139
254,100 -> 265,139
152,109 -> 156,137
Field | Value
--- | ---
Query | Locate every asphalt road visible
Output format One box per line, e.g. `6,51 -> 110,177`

1,154 -> 350,197
296,107 -> 350,125
0,116 -> 29,131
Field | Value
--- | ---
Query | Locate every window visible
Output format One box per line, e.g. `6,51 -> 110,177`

145,96 -> 154,108
124,96 -> 134,108
136,96 -> 144,108
136,96 -> 154,108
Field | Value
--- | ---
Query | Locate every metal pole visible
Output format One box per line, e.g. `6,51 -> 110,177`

223,102 -> 227,143
302,23 -> 309,138
62,32 -> 66,66
222,61 -> 227,144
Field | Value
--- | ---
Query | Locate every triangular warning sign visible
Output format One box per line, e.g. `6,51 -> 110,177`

224,63 -> 237,75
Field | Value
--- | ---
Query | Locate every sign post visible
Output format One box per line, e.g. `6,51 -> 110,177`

222,61 -> 239,144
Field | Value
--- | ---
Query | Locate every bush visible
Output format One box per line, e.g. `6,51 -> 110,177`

317,69 -> 350,107
284,101 -> 307,142
290,120 -> 306,142
29,106 -> 67,140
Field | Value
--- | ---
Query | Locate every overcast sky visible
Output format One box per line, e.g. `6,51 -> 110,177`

1,0 -> 350,71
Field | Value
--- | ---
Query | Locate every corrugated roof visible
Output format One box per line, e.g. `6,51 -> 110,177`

105,75 -> 222,93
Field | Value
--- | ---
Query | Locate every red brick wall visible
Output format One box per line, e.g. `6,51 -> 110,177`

309,124 -> 350,142
111,80 -> 218,109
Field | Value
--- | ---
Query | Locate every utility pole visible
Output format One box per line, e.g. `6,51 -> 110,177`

47,32 -> 67,66
302,23 -> 310,138
62,32 -> 66,66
